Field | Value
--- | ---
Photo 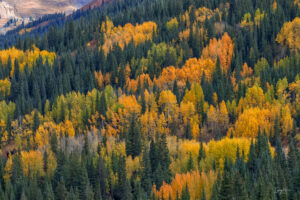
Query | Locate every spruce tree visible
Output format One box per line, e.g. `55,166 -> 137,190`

219,157 -> 234,200
99,92 -> 107,117
198,141 -> 206,163
141,147 -> 152,196
125,115 -> 142,158
187,152 -> 194,171
181,184 -> 190,200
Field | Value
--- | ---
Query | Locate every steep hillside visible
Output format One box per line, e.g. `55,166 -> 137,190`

0,0 -> 299,199
82,0 -> 112,10
0,0 -> 91,34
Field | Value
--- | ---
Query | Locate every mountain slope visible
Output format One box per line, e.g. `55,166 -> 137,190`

0,0 -> 92,34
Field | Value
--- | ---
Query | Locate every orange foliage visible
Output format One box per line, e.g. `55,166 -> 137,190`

201,32 -> 234,74
94,71 -> 104,89
154,58 -> 215,89
153,170 -> 216,200
240,63 -> 253,78
126,73 -> 153,93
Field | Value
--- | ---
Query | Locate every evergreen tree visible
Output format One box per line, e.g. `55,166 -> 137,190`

99,92 -> 107,117
187,152 -> 194,171
55,178 -> 67,200
44,182 -> 55,200
181,184 -> 190,200
141,147 -> 152,196
33,110 -> 40,132
126,115 -> 142,158
198,141 -> 206,163
219,157 -> 234,200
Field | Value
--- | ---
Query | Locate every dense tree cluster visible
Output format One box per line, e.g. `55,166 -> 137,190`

0,0 -> 299,199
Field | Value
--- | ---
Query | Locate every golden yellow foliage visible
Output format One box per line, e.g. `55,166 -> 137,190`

170,139 -> 201,173
4,156 -> 12,183
0,46 -> 56,77
126,156 -> 140,179
166,17 -> 179,31
140,110 -> 159,138
234,107 -> 273,137
158,90 -> 178,117
118,95 -> 141,115
276,17 -> 300,51
180,7 -> 220,27
241,13 -> 254,28
280,105 -> 294,136
254,9 -> 265,26
45,150 -> 57,178
243,85 -> 266,109
206,137 -> 252,168
101,18 -> 157,54
21,150 -> 44,178
0,78 -> 11,98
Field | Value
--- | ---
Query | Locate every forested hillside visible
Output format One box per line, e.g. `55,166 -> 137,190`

0,0 -> 299,199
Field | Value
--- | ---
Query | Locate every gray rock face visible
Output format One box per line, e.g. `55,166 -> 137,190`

0,0 -> 91,34
0,1 -> 17,19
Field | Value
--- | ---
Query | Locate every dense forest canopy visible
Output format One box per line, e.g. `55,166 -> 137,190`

0,0 -> 299,199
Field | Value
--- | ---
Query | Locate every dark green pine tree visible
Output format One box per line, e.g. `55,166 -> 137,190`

187,152 -> 194,171
173,79 -> 180,103
11,153 -> 23,184
141,91 -> 146,114
274,135 -> 287,170
43,151 -> 48,178
247,140 -> 257,173
115,155 -> 132,200
44,182 -> 55,200
233,173 -> 248,200
271,115 -> 281,145
125,115 -> 142,158
97,153 -> 108,200
59,100 -> 66,123
67,152 -> 88,199
150,139 -> 158,174
132,180 -> 146,200
153,163 -> 164,189
287,138 -> 300,199
99,92 -> 107,117
55,178 -> 67,200
84,182 -> 95,200
141,147 -> 152,196
198,141 -> 206,163
219,157 -> 234,200
181,184 -> 190,200
185,121 -> 192,140
66,187 -> 80,200
50,132 -> 58,155
33,110 -> 40,132
157,133 -> 171,183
